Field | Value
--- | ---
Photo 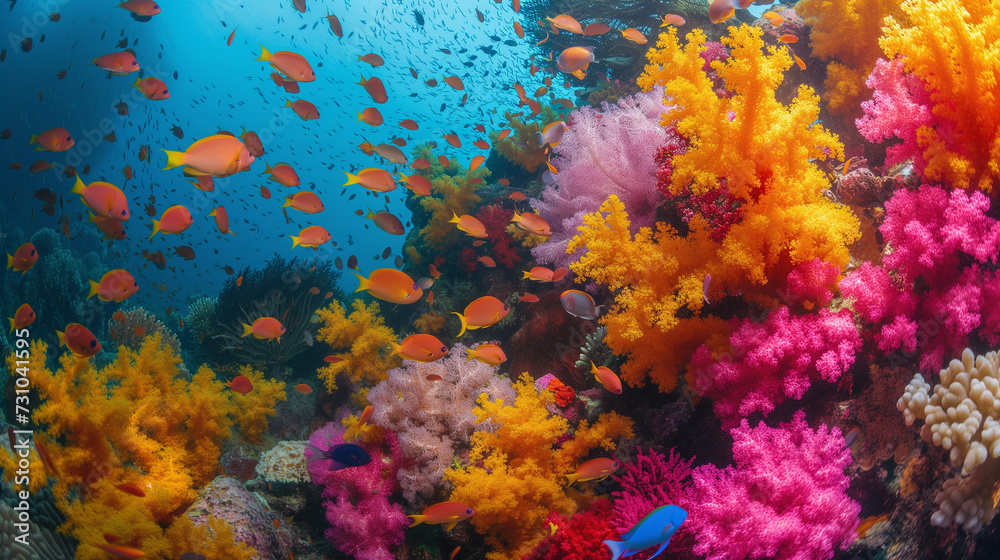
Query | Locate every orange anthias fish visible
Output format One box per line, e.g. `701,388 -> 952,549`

374,143 -> 407,164
118,0 -> 160,17
8,303 -> 36,332
523,266 -> 555,282
546,14 -> 582,34
29,127 -> 73,152
465,343 -> 507,366
227,375 -> 253,394
57,323 -> 102,358
256,45 -> 315,82
241,317 -> 285,342
354,268 -> 422,304
241,129 -> 264,156
291,225 -> 332,248
399,119 -> 419,130
262,162 -> 300,187
392,333 -> 449,362
94,544 -> 146,559
565,457 -> 620,486
358,75 -> 388,103
294,384 -> 313,394
91,51 -> 139,75
408,502 -> 475,531
449,212 -> 488,238
72,175 -> 130,221
344,168 -> 396,192
399,173 -> 432,196
358,53 -> 385,67
591,362 -> 623,394
358,107 -> 384,126
556,46 -> 594,74
708,0 -> 752,24
162,134 -> 254,177
132,76 -> 169,100
365,209 -> 405,235
284,98 -> 320,120
283,191 -> 324,213
210,206 -> 234,235
510,211 -> 552,236
88,269 -> 139,302
115,482 -> 146,497
149,205 -> 193,239
621,28 -> 647,44
452,296 -> 509,337
7,242 -> 38,273
442,75 -> 465,90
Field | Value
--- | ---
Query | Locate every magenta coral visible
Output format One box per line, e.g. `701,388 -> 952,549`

611,447 -> 693,533
306,423 -> 409,560
687,412 -> 860,560
783,258 -> 839,309
691,306 -> 861,428
474,204 -> 520,268
855,57 -> 934,172
531,87 -> 670,269
840,185 -> 1000,370
524,499 -> 617,560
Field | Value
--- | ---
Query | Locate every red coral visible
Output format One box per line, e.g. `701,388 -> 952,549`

507,291 -> 596,385
524,499 -> 617,560
474,204 -> 521,268
547,378 -> 577,407
458,247 -> 478,273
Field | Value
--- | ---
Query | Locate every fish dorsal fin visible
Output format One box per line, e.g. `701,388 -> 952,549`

186,135 -> 227,152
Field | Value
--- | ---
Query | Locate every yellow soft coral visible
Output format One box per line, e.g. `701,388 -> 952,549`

445,373 -> 633,560
572,26 -> 859,393
490,107 -> 559,173
315,299 -> 401,391
416,167 -> 487,251
8,333 -> 281,559
880,0 -> 1000,193
797,0 -> 906,116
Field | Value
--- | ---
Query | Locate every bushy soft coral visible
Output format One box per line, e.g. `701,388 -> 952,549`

690,306 -> 861,428
306,422 -> 409,560
530,87 -> 670,270
878,0 -> 1000,193
490,107 -> 559,173
687,412 -> 860,560
445,373 -> 633,560
524,499 -> 617,560
366,343 -> 516,504
405,144 -> 488,252
475,204 -> 520,268
611,447 -> 693,533
546,377 -> 576,407
855,57 -> 934,171
314,299 -> 401,391
784,258 -> 840,310
840,185 -> 1000,370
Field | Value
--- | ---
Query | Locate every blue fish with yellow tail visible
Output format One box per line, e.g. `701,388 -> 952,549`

603,505 -> 687,560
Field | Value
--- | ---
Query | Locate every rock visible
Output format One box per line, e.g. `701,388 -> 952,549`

186,477 -> 294,560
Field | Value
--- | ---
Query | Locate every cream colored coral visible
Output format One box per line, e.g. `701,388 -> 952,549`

255,441 -> 309,483
898,348 -> 1000,473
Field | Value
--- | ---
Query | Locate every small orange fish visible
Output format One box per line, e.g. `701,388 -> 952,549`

465,343 -> 506,366
477,256 -> 496,267
452,296 -> 509,337
778,34 -> 798,43
324,355 -> 344,363
354,268 -> 422,305
523,266 -> 555,282
442,75 -> 465,90
227,375 -> 254,394
241,317 -> 285,341
519,293 -> 539,303
591,362 -> 622,394
408,502 -> 475,531
565,457 -> 619,486
449,212 -> 488,238
8,303 -> 36,332
115,482 -> 146,497
133,326 -> 145,338
94,544 -> 146,559
392,333 -> 449,362
294,384 -> 313,394
426,374 -> 444,381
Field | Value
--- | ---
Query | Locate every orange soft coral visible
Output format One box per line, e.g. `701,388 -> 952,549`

880,0 -> 1000,194
10,333 -> 282,559
797,0 -> 906,117
445,373 -> 633,560
569,26 -> 859,393
314,299 -> 401,391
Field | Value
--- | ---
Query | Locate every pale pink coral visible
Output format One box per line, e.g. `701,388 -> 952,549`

855,57 -> 934,172
840,185 -> 1000,370
366,342 -> 515,504
691,307 -> 861,428
687,412 -> 860,560
531,87 -> 670,269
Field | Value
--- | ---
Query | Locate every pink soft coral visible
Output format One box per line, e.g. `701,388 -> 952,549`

856,57 -> 934,172
531,87 -> 670,269
611,447 -> 693,533
306,423 -> 409,560
691,307 -> 861,428
840,185 -> 1000,370
687,412 -> 860,560
784,258 -> 839,309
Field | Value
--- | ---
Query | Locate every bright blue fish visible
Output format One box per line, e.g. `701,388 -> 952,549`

603,505 -> 687,560
304,442 -> 371,471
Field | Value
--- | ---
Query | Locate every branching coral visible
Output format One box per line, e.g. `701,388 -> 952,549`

611,447 -> 693,533
690,306 -> 861,428
314,299 -> 400,392
524,499 -> 617,560
366,343 -> 516,504
474,204 -> 521,268
855,57 -> 934,172
184,296 -> 218,340
878,0 -> 1000,193
445,373 -> 633,560
107,306 -> 181,355
490,107 -> 559,173
840,185 -> 1000,371
688,412 -> 860,560
6,333 -> 283,560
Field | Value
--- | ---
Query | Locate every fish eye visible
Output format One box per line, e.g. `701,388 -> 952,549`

30,249 -> 36,255
66,136 -> 72,141
503,305 -> 509,311
466,508 -> 473,515
121,210 -> 127,216
280,326 -> 286,331
412,283 -> 419,290
162,89 -> 168,94
90,339 -> 97,347
131,61 -> 137,65
440,346 -> 447,353
613,462 -> 620,468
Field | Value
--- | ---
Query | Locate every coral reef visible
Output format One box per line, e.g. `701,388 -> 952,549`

610,447 -> 694,533
366,343 -> 516,504
844,365 -> 917,470
489,107 -> 559,174
524,499 -> 617,560
107,306 -> 181,355
445,373 -> 633,560
184,477 -> 292,560
474,204 -> 521,269
688,412 -> 860,560
255,441 -> 309,483
184,296 -> 218,340
314,299 -> 400,392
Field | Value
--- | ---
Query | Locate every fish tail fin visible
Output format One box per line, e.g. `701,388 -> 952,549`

56,330 -> 66,347
241,323 -> 253,337
522,271 -> 531,280
281,197 -> 293,208
87,280 -> 100,299
399,172 -> 409,181
8,317 -> 15,333
283,99 -> 293,108
262,161 -> 273,174
343,171 -> 359,186
590,361 -> 598,374
149,220 -> 160,240
161,149 -> 185,170
565,473 -> 578,487
465,348 -> 475,362
209,207 -> 218,216
452,312 -> 467,337
358,74 -> 367,86
365,209 -> 375,220
71,174 -> 85,194
353,272 -> 369,293
390,341 -> 401,356
357,112 -> 363,122
240,126 -> 247,138
448,211 -> 460,224
290,235 -> 300,248
407,515 -> 425,528
28,134 -> 37,146
6,254 -> 12,269
603,540 -> 627,560
445,521 -> 458,531
131,76 -> 141,87
303,442 -> 327,464
255,44 -> 271,61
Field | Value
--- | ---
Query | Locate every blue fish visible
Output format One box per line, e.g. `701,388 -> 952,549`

603,505 -> 687,560
304,442 -> 371,471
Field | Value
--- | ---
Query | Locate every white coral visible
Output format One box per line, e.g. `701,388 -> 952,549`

256,440 -> 309,483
